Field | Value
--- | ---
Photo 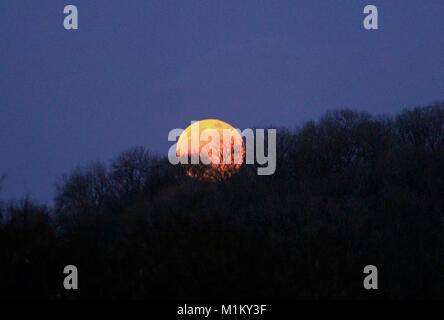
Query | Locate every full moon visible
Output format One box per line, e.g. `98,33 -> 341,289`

176,119 -> 245,180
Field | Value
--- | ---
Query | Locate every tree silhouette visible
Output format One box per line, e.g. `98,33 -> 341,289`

1,103 -> 443,299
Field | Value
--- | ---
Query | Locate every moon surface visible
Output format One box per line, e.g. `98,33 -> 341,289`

176,119 -> 245,180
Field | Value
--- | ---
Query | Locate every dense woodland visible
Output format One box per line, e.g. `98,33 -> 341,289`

0,103 -> 443,299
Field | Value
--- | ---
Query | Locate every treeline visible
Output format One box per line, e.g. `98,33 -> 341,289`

0,103 -> 443,299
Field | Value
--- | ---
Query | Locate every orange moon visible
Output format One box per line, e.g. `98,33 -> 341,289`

176,119 -> 245,180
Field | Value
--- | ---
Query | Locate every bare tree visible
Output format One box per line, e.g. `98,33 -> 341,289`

55,162 -> 109,216
396,103 -> 444,156
110,147 -> 158,201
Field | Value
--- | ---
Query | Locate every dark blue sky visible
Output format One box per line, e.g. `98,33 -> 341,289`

1,1 -> 443,203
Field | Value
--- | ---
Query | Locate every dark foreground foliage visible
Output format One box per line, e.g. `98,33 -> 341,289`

0,103 -> 443,299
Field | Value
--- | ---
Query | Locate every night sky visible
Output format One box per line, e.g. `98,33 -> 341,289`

0,0 -> 443,203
